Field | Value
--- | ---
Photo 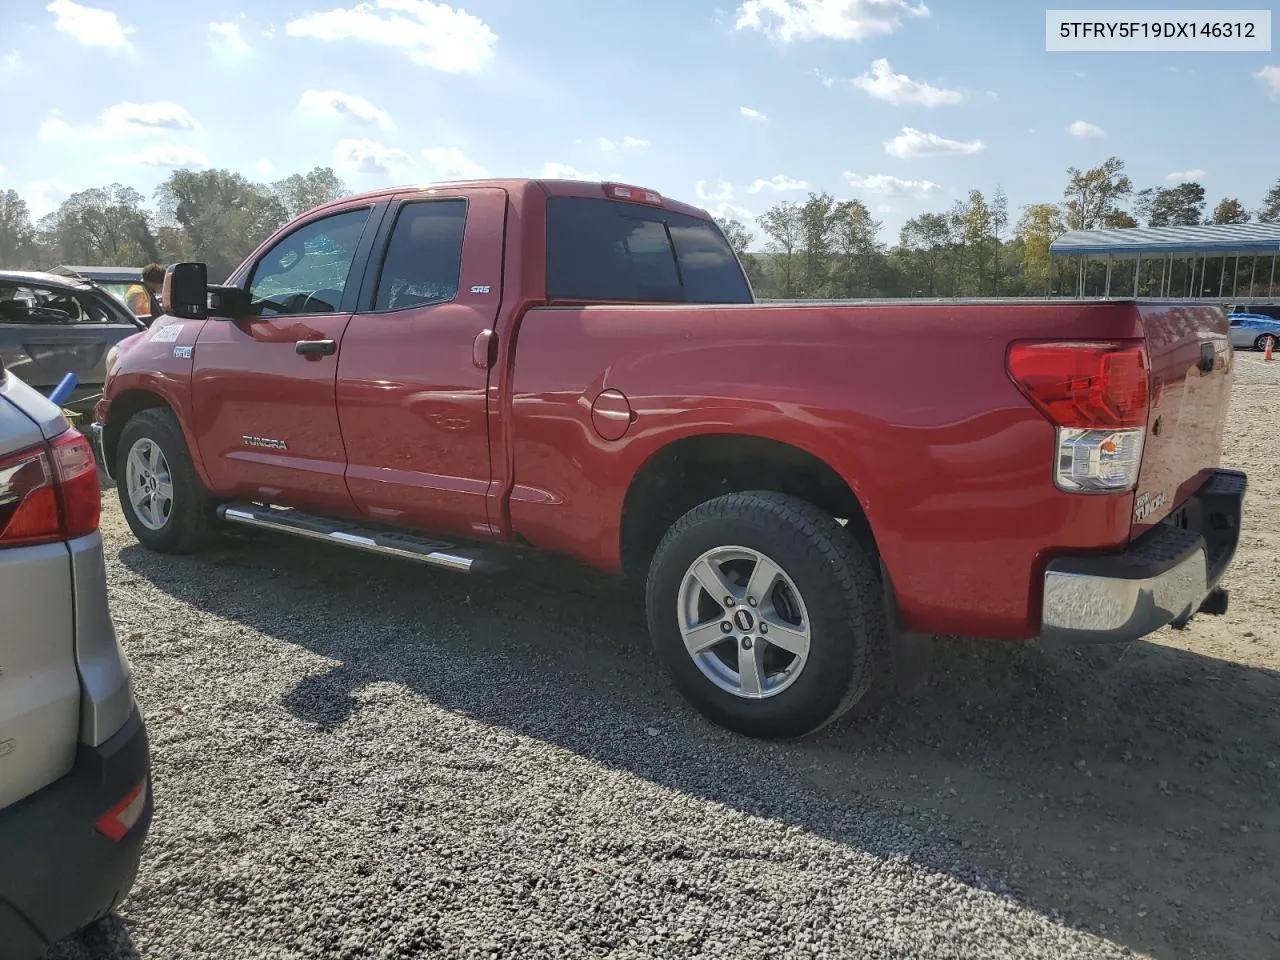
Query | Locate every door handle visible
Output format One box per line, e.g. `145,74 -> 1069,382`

296,339 -> 337,357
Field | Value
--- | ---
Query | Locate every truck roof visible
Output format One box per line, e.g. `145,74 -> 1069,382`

309,178 -> 712,222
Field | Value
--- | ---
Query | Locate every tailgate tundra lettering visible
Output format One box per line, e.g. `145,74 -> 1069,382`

242,436 -> 288,451
1134,491 -> 1168,522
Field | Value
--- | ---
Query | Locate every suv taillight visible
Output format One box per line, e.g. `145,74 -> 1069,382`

1006,340 -> 1150,494
0,429 -> 100,547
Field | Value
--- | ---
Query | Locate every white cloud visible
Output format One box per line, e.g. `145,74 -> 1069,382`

25,180 -> 75,219
1255,66 -> 1280,97
740,105 -> 768,120
36,102 -> 201,142
709,202 -> 756,222
251,158 -> 279,177
734,0 -> 929,42
541,162 -> 599,180
986,90 -> 999,101
696,180 -> 736,203
851,58 -> 963,107
1166,169 -> 1206,182
37,111 -> 72,141
109,145 -> 211,169
334,138 -> 415,177
598,136 -> 650,151
884,126 -> 984,159
286,0 -> 498,73
100,101 -> 201,136
746,174 -> 809,194
47,0 -> 134,50
844,171 -> 942,198
420,146 -> 486,180
1067,120 -> 1105,138
300,89 -> 394,130
2,51 -> 18,70
209,21 -> 253,58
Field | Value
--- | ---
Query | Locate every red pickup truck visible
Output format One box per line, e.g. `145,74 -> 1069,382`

91,178 -> 1247,739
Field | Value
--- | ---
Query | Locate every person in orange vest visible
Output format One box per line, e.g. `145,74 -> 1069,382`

125,264 -> 165,318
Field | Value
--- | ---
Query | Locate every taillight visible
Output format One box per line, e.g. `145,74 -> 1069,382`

1007,341 -> 1150,494
0,428 -> 100,547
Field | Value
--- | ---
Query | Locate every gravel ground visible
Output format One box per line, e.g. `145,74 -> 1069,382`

49,354 -> 1279,960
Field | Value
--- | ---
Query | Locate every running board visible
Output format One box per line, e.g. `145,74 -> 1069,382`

216,502 -> 505,574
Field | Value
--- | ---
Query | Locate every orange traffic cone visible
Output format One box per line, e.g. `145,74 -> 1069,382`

1267,337 -> 1275,363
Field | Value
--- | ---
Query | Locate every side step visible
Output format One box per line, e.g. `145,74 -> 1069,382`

216,502 -> 506,574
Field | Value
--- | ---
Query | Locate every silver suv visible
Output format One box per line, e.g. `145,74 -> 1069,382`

0,360 -> 151,957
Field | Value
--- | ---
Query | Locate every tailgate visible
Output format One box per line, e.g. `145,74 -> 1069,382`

1131,303 -> 1233,535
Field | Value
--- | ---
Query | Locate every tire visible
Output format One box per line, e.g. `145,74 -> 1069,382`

645,491 -> 885,740
116,407 -> 211,553
1256,334 -> 1277,352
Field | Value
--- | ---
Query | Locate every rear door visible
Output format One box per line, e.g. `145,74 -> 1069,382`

337,188 -> 504,539
0,374 -> 80,809
190,202 -> 386,515
1130,303 -> 1233,535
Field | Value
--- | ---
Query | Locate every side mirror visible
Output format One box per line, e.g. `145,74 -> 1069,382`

163,262 -> 250,319
163,263 -> 209,319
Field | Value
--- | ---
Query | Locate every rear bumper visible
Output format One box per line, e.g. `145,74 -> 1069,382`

1040,469 -> 1247,644
0,708 -> 152,959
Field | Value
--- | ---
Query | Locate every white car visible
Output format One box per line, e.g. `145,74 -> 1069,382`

0,359 -> 151,957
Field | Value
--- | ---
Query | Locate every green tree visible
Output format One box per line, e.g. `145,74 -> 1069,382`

1136,182 -> 1205,226
1063,157 -> 1133,230
1258,178 -> 1280,223
898,213 -> 953,296
156,169 -> 288,281
273,167 -> 350,220
756,201 -> 803,298
830,199 -> 882,297
0,190 -> 36,268
1015,203 -> 1066,295
1210,197 -> 1251,224
38,185 -> 158,266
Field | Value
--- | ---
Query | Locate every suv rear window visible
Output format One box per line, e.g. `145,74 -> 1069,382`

546,196 -> 752,304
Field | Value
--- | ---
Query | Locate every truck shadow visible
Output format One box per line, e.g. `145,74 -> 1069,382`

118,532 -> 1280,960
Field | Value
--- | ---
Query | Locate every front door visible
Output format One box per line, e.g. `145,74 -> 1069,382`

190,203 -> 384,516
337,188 -> 504,540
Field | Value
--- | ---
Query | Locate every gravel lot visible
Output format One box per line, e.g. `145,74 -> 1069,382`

51,354 -> 1279,960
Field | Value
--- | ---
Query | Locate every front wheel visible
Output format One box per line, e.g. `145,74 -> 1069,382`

645,491 -> 885,740
1256,334 -> 1277,353
116,408 -> 211,553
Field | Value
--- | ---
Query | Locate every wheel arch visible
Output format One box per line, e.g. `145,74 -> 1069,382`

619,432 -> 880,581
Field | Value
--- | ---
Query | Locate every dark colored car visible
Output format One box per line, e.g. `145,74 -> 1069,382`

0,270 -> 147,412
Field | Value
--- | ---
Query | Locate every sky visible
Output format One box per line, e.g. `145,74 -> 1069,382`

0,0 -> 1276,242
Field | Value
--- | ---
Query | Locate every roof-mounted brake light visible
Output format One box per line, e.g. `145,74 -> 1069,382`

603,183 -> 663,206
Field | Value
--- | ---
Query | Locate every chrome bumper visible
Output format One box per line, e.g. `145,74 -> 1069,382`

1040,469 -> 1247,644
89,421 -> 113,482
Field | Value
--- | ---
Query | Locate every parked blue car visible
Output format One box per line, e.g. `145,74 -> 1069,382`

1227,311 -> 1280,351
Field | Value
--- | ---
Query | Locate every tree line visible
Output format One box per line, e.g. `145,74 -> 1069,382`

718,158 -> 1280,299
1,157 -> 1277,299
0,167 -> 349,282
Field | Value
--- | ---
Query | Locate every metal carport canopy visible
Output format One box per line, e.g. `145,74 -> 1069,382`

1050,222 -> 1280,256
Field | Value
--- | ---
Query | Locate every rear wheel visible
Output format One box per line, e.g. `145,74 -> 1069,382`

116,408 -> 211,553
645,491 -> 885,739
1256,334 -> 1277,352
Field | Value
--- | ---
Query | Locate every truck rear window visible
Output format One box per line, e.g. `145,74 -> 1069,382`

546,196 -> 753,304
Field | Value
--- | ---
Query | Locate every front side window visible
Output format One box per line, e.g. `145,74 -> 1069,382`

0,285 -> 112,324
373,199 -> 468,311
546,196 -> 752,304
247,207 -> 372,317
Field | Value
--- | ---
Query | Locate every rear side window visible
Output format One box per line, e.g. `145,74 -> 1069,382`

373,199 -> 468,311
546,196 -> 752,304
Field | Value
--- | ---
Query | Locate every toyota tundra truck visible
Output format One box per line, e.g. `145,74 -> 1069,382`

89,178 -> 1247,739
